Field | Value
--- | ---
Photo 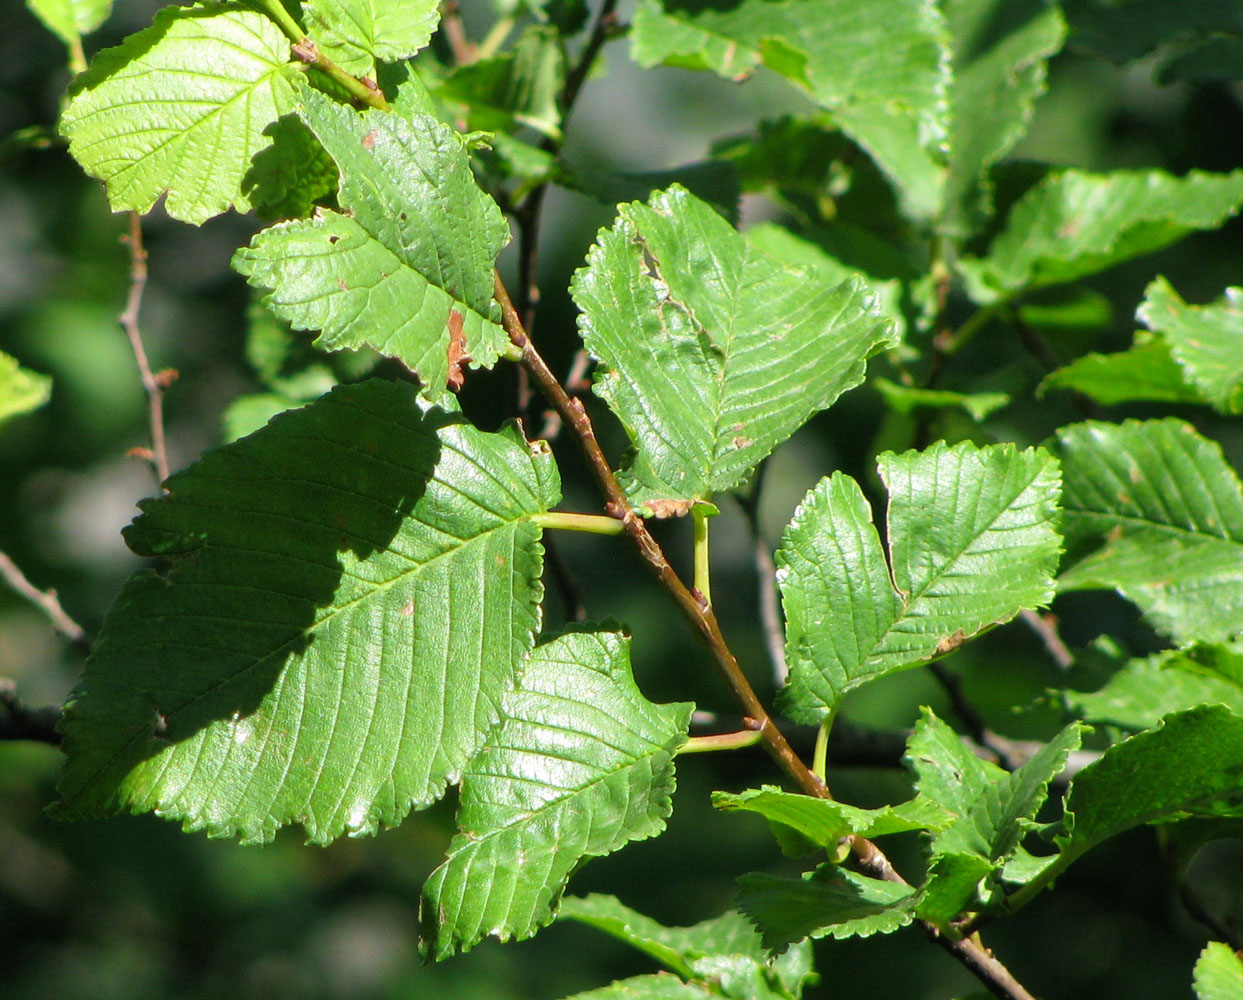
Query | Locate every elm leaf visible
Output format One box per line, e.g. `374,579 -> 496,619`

234,88 -> 510,401
778,441 -> 1061,722
56,379 -> 559,844
59,3 -> 301,224
571,184 -> 895,512
420,630 -> 692,960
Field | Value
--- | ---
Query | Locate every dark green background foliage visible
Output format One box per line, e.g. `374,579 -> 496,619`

3,0 -> 1243,998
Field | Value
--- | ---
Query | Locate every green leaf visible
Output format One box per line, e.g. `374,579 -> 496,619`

942,0 -> 1066,236
778,441 -> 1062,723
1041,338 -> 1202,407
1064,0 -> 1242,66
630,0 -> 950,218
713,785 -> 948,857
1056,706 -> 1243,866
302,0 -> 439,76
1054,419 -> 1243,644
419,630 -> 692,961
59,3 -> 301,224
558,894 -> 816,1000
874,378 -> 1010,422
241,113 -> 338,222
958,169 -> 1243,304
571,184 -> 895,512
562,977 -> 717,1000
436,25 -> 567,139
1195,941 -> 1243,1000
220,392 -> 310,442
234,88 -> 510,402
25,0 -> 111,49
737,865 -> 917,951
0,351 -> 52,424
1137,277 -> 1243,414
1065,643 -> 1243,731
56,380 -> 559,844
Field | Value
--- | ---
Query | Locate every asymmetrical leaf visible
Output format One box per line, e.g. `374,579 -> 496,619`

559,895 -> 815,1000
942,0 -> 1066,235
630,0 -> 950,218
737,866 -> 917,951
778,441 -> 1062,723
302,0 -> 440,76
56,380 -> 559,844
26,0 -> 111,49
1195,941 -> 1243,1000
234,89 -> 510,401
1065,643 -> 1243,732
958,169 -> 1243,304
1056,706 -> 1243,866
419,630 -> 692,961
572,185 -> 895,512
1054,419 -> 1243,643
59,4 -> 300,224
1137,277 -> 1243,414
0,351 -> 52,424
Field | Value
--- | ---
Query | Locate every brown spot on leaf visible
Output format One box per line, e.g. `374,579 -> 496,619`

731,436 -> 753,450
362,130 -> 377,150
400,599 -> 415,616
642,498 -> 695,518
337,278 -> 348,292
934,629 -> 968,656
446,309 -> 470,391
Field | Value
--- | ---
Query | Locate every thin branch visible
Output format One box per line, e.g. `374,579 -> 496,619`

0,681 -> 62,745
119,212 -> 171,487
1020,608 -> 1074,670
500,267 -> 1037,998
735,463 -> 788,687
927,659 -> 1033,772
0,550 -> 91,653
439,1 -> 477,64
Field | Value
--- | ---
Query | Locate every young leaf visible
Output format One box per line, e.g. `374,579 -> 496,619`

571,184 -> 896,513
25,0 -> 111,50
558,894 -> 816,1000
1065,643 -> 1243,731
419,630 -> 692,961
778,441 -> 1062,723
1041,339 -> 1202,407
59,4 -> 301,224
630,0 -> 950,219
1195,941 -> 1243,1000
1056,706 -> 1243,866
234,88 -> 510,401
1054,419 -> 1243,644
942,0 -> 1066,236
713,785 -> 948,856
302,0 -> 440,76
55,380 -> 559,844
737,865 -> 918,951
0,351 -> 52,424
1137,277 -> 1243,414
957,169 -> 1243,304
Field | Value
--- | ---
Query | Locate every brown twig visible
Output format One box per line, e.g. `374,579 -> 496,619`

120,212 -> 171,487
494,268 -> 1039,1000
0,681 -> 62,745
0,550 -> 90,653
1020,608 -> 1074,670
439,1 -> 477,64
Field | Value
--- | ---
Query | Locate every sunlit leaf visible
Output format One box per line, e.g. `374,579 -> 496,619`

25,0 -> 111,50
59,4 -> 301,223
302,0 -> 439,76
572,184 -> 895,512
1054,419 -> 1243,643
1195,941 -> 1243,1000
778,441 -> 1061,722
0,351 -> 52,424
234,88 -> 510,401
420,630 -> 692,960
